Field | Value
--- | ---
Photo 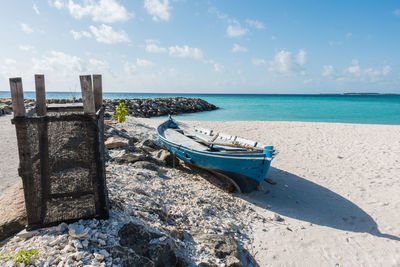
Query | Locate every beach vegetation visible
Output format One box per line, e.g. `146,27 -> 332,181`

0,249 -> 39,266
113,102 -> 127,123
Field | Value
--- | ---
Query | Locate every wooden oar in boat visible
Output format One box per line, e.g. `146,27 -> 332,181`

196,139 -> 263,151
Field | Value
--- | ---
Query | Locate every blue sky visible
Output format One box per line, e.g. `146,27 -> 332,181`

0,0 -> 399,93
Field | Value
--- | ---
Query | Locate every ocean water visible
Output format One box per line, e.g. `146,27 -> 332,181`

1,91 -> 399,125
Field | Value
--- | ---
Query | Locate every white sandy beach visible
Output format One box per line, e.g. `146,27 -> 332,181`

136,118 -> 400,266
0,115 -> 19,200
1,116 -> 400,266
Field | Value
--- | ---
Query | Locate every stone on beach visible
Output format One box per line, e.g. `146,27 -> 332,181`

105,136 -> 129,149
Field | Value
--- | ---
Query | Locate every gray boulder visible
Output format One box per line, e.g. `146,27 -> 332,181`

192,233 -> 243,266
132,161 -> 159,171
118,222 -> 187,267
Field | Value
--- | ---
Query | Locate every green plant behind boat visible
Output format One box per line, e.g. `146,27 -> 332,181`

0,249 -> 39,266
113,102 -> 127,123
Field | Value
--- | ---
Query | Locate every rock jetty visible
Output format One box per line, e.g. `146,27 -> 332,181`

0,97 -> 218,118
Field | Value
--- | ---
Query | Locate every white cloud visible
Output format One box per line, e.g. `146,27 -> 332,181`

136,58 -> 154,67
51,0 -> 131,23
144,0 -> 171,22
5,58 -> 17,65
226,23 -> 248,37
89,24 -> 130,44
21,23 -> 34,33
49,0 -> 64,9
19,45 -> 36,52
303,78 -> 312,84
88,58 -> 111,73
269,49 -> 307,74
70,30 -> 92,40
271,36 -> 277,41
296,49 -> 307,66
145,41 -> 167,53
346,32 -> 352,38
347,59 -> 360,75
364,65 -> 391,82
32,51 -> 83,75
208,6 -> 227,20
168,45 -> 203,60
245,19 -> 265,29
324,60 -> 392,83
231,44 -> 247,53
393,9 -> 400,16
124,62 -> 137,75
382,65 -> 391,76
213,63 -> 224,72
33,4 -> 40,15
322,65 -> 335,77
252,58 -> 266,66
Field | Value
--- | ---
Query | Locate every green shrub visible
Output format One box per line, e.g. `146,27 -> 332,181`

113,102 -> 127,123
0,249 -> 39,266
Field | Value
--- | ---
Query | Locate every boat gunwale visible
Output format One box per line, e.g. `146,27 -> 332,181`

157,120 -> 273,160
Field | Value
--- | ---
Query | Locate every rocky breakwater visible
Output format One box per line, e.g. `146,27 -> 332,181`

0,97 -> 219,118
103,97 -> 218,118
0,99 -> 12,115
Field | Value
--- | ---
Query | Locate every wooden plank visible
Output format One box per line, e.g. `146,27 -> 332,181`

93,74 -> 103,111
9,78 -> 26,117
79,75 -> 96,114
35,74 -> 47,116
164,129 -> 209,151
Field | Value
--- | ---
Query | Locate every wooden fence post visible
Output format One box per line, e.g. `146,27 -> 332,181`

9,78 -> 26,117
93,74 -> 103,112
80,75 -> 96,115
35,74 -> 47,116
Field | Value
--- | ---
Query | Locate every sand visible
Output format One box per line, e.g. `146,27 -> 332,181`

1,115 -> 400,266
0,115 -> 19,200
136,118 -> 400,266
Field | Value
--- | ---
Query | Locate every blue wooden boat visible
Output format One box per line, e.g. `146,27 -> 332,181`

157,116 -> 276,193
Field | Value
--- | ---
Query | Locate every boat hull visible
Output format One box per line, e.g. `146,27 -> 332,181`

157,119 -> 274,193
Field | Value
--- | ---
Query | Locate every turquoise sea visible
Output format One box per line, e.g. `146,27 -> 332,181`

1,91 -> 399,125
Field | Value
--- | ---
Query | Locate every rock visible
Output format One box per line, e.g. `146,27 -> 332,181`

105,136 -> 129,149
132,161 -> 159,171
273,214 -> 284,222
113,150 -> 143,164
197,263 -> 218,267
0,182 -> 27,242
118,222 -> 183,267
170,229 -> 185,241
68,224 -> 89,239
225,256 -> 243,267
16,229 -> 38,240
152,149 -> 174,166
109,246 -> 153,267
192,233 -> 241,265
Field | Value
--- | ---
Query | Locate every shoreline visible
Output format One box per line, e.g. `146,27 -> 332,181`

1,116 -> 399,265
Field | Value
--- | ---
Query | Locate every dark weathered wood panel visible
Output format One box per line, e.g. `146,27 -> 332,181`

9,78 -> 26,117
80,75 -> 96,115
35,74 -> 47,116
93,74 -> 103,112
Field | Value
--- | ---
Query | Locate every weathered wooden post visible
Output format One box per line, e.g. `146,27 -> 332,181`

80,75 -> 96,115
9,78 -> 25,117
93,74 -> 103,112
34,74 -> 46,116
9,77 -> 40,226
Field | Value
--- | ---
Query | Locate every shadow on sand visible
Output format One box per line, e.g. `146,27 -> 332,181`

239,167 -> 400,242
